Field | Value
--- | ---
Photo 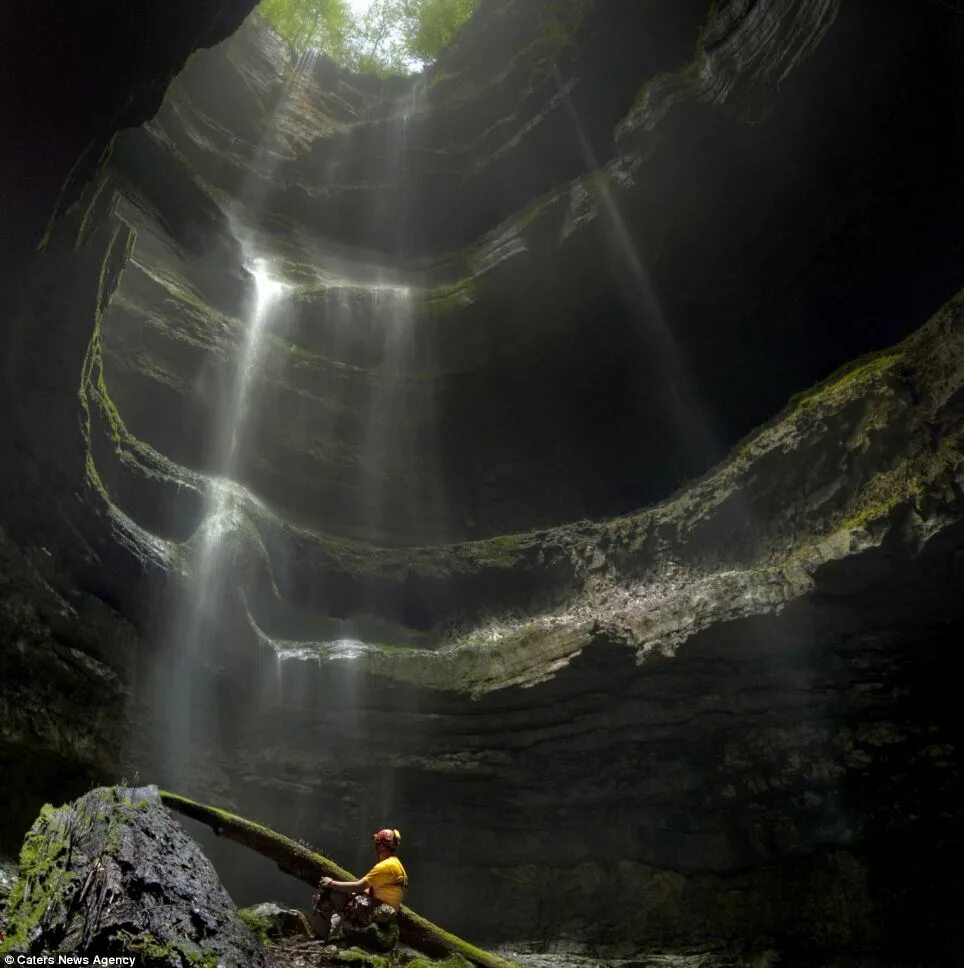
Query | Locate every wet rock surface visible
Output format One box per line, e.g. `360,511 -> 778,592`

240,901 -> 313,943
163,295 -> 963,960
0,786 -> 265,966
10,0 -> 961,556
0,530 -> 133,854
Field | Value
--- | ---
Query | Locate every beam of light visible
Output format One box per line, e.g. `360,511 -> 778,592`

553,66 -> 718,466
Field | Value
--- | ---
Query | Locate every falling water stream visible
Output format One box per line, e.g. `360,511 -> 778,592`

156,257 -> 288,783
153,48 -> 318,782
360,284 -> 416,530
154,52 -> 435,783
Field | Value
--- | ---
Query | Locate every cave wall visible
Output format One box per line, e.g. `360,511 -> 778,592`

0,0 -> 962,962
0,0 -> 260,853
67,0 -> 964,546
131,296 -> 963,959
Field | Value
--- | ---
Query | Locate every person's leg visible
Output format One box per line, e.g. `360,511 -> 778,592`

311,887 -> 346,940
356,904 -> 399,952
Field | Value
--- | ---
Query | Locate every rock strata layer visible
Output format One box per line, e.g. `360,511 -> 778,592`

167,293 -> 963,960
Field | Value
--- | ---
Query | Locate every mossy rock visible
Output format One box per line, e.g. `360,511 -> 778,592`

0,786 -> 265,966
324,947 -> 391,967
238,901 -> 312,944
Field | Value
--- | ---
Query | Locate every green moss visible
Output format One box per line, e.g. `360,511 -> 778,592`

486,534 -> 525,547
75,228 -> 207,527
429,67 -> 459,89
124,931 -> 220,967
788,352 -> 904,414
838,426 -> 963,532
373,643 -> 421,656
0,804 -> 73,953
456,531 -> 532,568
159,791 -> 355,881
400,907 -> 510,968
423,279 -> 477,315
78,224 -> 135,502
406,957 -> 473,968
328,949 -> 390,968
38,133 -> 113,253
510,188 -> 561,234
2,791 -> 137,955
237,907 -> 275,946
717,348 -> 908,476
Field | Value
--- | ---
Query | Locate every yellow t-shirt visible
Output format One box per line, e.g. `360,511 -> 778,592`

363,856 -> 408,909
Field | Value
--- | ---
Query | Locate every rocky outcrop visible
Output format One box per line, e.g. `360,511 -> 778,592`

253,287 -> 964,691
56,0 -> 958,550
239,902 -> 312,944
0,786 -> 265,966
0,0 -> 263,863
0,530 -> 133,855
7,0 -> 962,565
0,0 -> 257,268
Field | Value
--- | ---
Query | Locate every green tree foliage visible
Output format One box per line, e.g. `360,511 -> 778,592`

258,0 -> 352,59
257,0 -> 479,73
406,0 -> 478,62
353,0 -> 413,74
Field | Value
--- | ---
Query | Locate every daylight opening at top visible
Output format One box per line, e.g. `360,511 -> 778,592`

258,0 -> 479,74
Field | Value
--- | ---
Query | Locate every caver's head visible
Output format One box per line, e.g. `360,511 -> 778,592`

373,828 -> 401,858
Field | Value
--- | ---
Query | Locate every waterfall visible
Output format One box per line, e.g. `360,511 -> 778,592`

149,52 -> 440,785
361,283 -> 416,533
311,77 -> 441,542
154,255 -> 287,785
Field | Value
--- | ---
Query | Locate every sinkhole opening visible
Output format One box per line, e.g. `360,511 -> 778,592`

258,0 -> 481,74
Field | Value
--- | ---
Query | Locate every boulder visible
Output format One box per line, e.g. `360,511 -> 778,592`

239,901 -> 313,943
0,786 -> 265,966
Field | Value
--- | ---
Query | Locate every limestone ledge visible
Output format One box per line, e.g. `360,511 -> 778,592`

82,279 -> 963,695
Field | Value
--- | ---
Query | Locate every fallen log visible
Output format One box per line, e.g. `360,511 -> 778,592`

161,791 -> 519,968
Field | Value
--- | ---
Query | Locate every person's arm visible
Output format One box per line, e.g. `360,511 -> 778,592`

319,875 -> 369,894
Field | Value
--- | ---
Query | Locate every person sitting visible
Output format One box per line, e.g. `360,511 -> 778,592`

314,828 -> 408,951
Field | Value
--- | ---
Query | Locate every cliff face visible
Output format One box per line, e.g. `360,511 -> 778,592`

136,294 -> 964,957
7,0 -> 962,542
0,0 -> 260,856
1,0 -> 963,962
68,0 -> 961,545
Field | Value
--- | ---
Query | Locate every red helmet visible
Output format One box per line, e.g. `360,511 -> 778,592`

373,828 -> 401,850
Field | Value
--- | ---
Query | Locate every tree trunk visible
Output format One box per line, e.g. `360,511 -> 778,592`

161,791 -> 519,968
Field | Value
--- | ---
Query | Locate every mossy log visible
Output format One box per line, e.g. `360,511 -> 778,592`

160,791 -> 518,968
